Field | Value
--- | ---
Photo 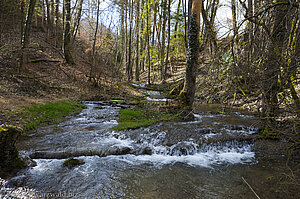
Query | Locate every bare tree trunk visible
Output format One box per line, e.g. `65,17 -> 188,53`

147,0 -> 151,85
135,0 -> 140,81
90,0 -> 100,80
174,0 -> 182,39
127,0 -> 134,80
64,0 -> 75,65
19,0 -> 26,73
231,0 -> 238,51
120,2 -> 125,71
182,0 -> 203,106
160,0 -> 167,80
55,0 -> 60,47
41,0 -> 46,31
125,0 -> 128,75
20,0 -> 26,47
0,0 -> 2,45
23,0 -> 36,48
152,2 -> 158,46
50,0 -> 55,28
262,0 -> 290,118
163,0 -> 171,81
182,0 -> 188,49
247,0 -> 253,57
140,0 -> 145,73
45,0 -> 52,41
72,0 -> 83,43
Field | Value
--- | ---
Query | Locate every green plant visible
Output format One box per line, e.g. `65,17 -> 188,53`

113,107 -> 177,131
22,101 -> 86,129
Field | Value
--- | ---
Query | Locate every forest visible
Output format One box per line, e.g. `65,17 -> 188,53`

0,0 -> 299,198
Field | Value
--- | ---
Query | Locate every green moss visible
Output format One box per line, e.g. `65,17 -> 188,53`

22,101 -> 86,130
0,124 -> 25,172
113,108 -> 177,131
63,158 -> 85,168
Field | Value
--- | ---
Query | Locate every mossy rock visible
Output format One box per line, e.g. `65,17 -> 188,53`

0,124 -> 26,174
63,158 -> 85,168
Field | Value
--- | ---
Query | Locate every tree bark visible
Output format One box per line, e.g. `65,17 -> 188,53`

163,0 -> 171,81
182,0 -> 203,106
127,0 -> 134,80
55,0 -> 60,47
72,0 -> 84,43
64,0 -> 75,65
160,0 -> 167,80
45,0 -> 52,41
262,0 -> 290,118
135,0 -> 140,81
147,0 -> 151,85
23,0 -> 36,48
90,0 -> 100,80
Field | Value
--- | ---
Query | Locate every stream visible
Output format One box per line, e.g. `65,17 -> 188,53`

0,88 -> 292,198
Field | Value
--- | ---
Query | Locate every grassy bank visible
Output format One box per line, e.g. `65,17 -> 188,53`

114,105 -> 179,131
22,101 -> 86,130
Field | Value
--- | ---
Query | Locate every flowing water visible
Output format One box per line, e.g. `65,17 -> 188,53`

0,92 -> 292,198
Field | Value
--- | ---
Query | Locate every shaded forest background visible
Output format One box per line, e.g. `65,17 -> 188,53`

0,0 -> 299,150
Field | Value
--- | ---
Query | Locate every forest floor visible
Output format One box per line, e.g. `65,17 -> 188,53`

0,29 -> 145,127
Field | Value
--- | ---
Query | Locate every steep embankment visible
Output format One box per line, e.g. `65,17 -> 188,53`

0,30 -> 142,126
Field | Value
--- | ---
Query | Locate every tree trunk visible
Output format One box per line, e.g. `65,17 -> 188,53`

23,0 -> 36,48
135,0 -> 140,81
72,0 -> 84,43
163,0 -> 171,81
231,0 -> 238,52
50,0 -> 55,28
262,0 -> 290,118
55,0 -> 60,47
174,0 -> 182,39
160,0 -> 167,80
182,0 -> 188,49
64,0 -> 75,65
140,0 -> 145,73
90,0 -> 100,80
41,0 -> 46,31
62,0 -> 65,49
182,0 -> 203,106
19,0 -> 26,72
147,0 -> 151,85
125,0 -> 128,76
45,0 -> 52,41
127,0 -> 134,80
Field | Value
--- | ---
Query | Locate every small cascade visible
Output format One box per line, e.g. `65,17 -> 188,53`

1,100 -> 264,199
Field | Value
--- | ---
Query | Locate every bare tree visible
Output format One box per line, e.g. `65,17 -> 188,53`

64,0 -> 75,64
22,0 -> 36,48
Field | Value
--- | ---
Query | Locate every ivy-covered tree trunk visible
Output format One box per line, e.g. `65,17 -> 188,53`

64,0 -> 75,65
181,0 -> 202,106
